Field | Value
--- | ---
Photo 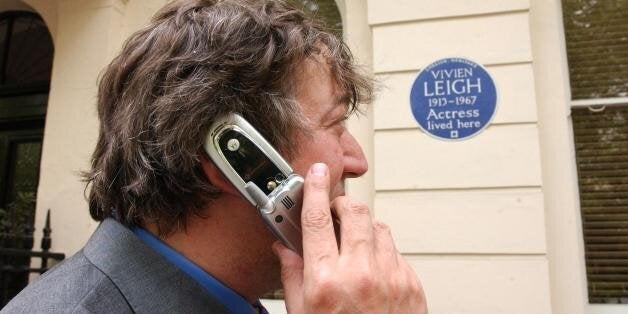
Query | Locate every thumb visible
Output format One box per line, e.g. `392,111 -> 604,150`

272,241 -> 304,313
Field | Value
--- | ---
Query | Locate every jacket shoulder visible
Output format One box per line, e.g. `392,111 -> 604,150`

1,251 -> 132,313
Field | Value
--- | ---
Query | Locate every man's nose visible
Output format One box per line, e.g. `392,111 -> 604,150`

342,132 -> 368,178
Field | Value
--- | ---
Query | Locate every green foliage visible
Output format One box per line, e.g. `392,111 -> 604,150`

0,191 -> 36,248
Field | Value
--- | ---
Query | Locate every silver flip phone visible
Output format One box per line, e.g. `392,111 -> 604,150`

203,113 -> 304,255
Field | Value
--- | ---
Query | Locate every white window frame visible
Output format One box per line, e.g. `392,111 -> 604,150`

571,97 -> 628,108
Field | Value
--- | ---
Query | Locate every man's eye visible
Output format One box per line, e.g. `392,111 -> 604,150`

327,119 -> 344,128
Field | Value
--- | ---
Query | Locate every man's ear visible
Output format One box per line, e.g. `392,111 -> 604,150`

199,152 -> 240,196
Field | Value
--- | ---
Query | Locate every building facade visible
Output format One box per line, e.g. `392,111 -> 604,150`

0,0 -> 626,313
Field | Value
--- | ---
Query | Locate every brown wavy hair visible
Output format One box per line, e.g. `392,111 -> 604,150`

84,0 -> 373,235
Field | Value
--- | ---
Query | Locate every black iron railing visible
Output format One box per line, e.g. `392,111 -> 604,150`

0,210 -> 65,307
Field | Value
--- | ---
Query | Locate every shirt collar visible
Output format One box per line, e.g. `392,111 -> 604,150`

132,227 -> 266,314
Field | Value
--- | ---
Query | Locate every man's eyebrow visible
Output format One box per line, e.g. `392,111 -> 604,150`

320,92 -> 350,125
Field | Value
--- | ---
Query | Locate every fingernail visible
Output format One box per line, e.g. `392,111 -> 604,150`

311,163 -> 327,176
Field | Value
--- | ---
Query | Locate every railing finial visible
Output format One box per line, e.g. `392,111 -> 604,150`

41,209 -> 51,252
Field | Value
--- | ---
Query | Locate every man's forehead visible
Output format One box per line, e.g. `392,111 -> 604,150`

294,56 -> 349,122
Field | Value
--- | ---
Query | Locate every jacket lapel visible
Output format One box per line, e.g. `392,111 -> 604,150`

83,219 -> 230,314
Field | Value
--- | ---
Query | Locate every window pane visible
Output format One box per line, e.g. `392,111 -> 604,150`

0,18 -> 7,83
7,140 -> 42,202
5,15 -> 53,87
562,0 -> 628,99
572,105 -> 628,304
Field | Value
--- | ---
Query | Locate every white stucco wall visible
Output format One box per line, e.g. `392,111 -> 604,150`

28,0 -> 167,256
367,0 -> 552,313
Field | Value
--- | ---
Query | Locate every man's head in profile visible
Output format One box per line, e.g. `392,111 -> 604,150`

85,0 -> 371,299
3,1 -> 427,312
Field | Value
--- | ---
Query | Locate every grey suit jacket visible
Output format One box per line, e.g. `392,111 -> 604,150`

1,219 -> 230,314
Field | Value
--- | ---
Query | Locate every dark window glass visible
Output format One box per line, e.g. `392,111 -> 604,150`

0,10 -> 51,307
5,15 -> 53,86
7,140 -> 41,205
0,19 -> 7,73
572,106 -> 628,304
562,0 -> 628,99
563,0 -> 628,304
0,12 -> 53,94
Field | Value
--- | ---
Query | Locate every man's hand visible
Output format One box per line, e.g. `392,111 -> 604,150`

272,163 -> 428,313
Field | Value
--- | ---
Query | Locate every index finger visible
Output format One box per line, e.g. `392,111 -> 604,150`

301,163 -> 339,265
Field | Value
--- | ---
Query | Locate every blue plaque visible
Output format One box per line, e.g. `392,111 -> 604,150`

410,57 -> 497,140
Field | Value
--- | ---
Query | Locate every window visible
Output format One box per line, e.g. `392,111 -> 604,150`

0,10 -> 52,306
0,11 -> 53,96
562,0 -> 628,304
